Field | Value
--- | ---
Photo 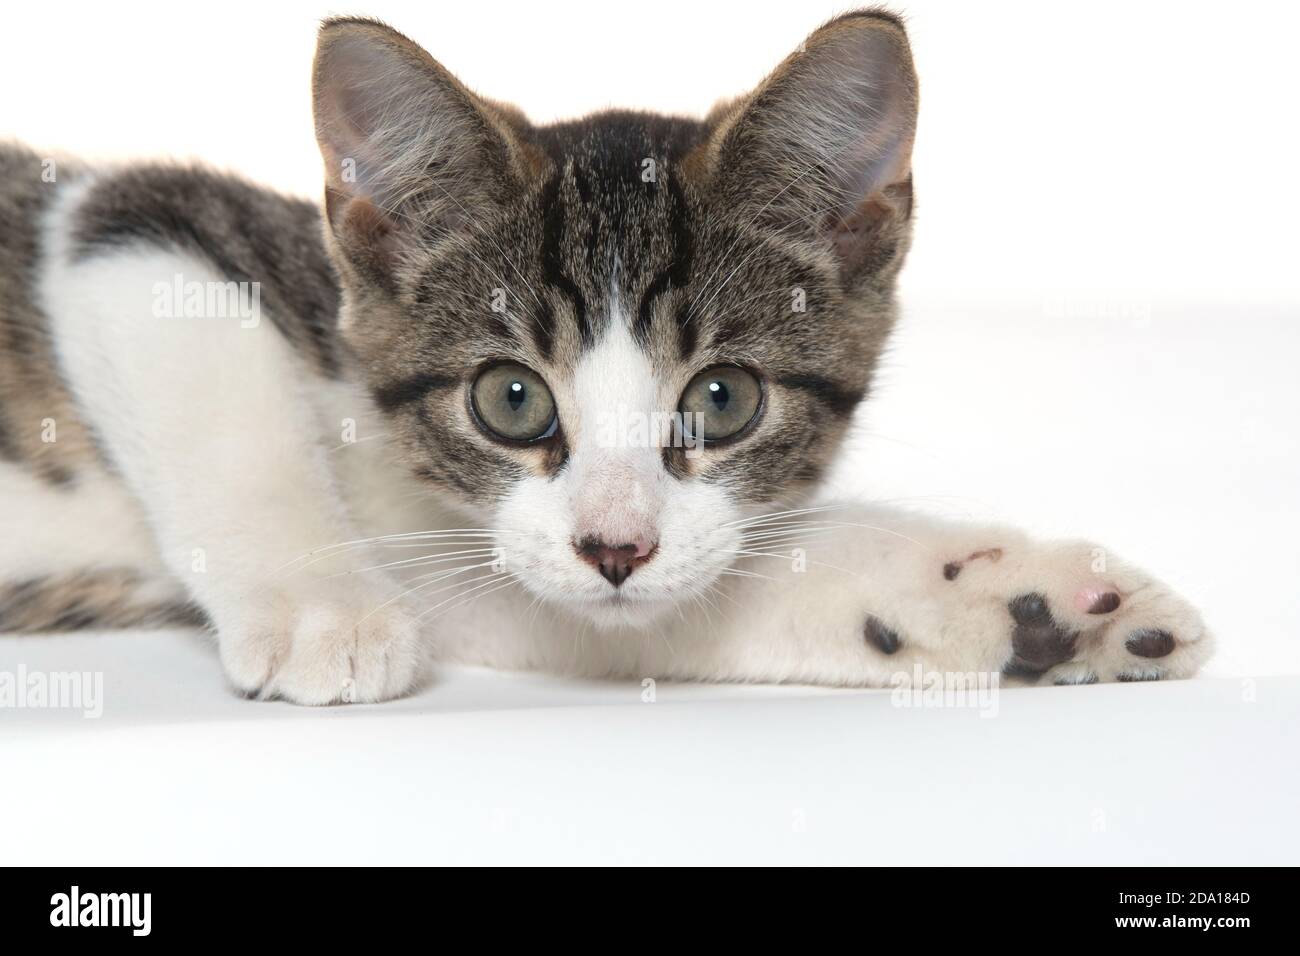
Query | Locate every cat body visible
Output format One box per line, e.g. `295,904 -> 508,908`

0,11 -> 1212,702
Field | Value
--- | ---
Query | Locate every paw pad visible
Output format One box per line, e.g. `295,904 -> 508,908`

1125,628 -> 1176,658
864,615 -> 901,655
1005,593 -> 1078,674
1083,590 -> 1122,614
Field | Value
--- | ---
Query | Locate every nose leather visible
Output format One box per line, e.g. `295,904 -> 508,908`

574,538 -> 656,587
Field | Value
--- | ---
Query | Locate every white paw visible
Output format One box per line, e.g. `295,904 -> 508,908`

868,541 -> 1211,686
1032,575 -> 1213,685
215,589 -> 425,705
936,539 -> 1214,683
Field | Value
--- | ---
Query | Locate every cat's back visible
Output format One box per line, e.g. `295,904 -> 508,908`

62,153 -> 344,377
0,143 -> 345,484
0,144 -> 360,630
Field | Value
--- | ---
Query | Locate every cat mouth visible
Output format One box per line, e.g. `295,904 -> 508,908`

593,590 -> 649,608
575,587 -> 681,626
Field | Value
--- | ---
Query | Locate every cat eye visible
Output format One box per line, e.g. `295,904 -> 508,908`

678,366 -> 764,443
470,363 -> 558,443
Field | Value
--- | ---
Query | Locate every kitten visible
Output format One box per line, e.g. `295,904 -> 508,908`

0,10 -> 1211,703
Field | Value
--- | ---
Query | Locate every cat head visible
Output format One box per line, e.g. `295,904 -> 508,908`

311,10 -> 917,625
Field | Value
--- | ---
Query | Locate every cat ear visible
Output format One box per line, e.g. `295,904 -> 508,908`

312,18 -> 529,275
703,12 -> 918,278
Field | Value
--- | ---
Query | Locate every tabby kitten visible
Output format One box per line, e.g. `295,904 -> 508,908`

0,10 -> 1211,702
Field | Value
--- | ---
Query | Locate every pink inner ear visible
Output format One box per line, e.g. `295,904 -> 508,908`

826,192 -> 900,263
332,194 -> 409,275
341,196 -> 394,242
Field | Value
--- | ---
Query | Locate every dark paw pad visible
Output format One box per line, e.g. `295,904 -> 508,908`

1005,593 -> 1078,675
1009,592 -> 1053,626
1125,628 -> 1176,658
864,615 -> 901,655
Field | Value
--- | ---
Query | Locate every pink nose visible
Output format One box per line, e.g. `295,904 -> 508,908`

574,537 -> 657,587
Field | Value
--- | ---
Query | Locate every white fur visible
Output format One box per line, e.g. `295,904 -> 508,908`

495,307 -> 744,629
437,504 -> 1213,687
31,185 -> 1213,703
40,180 -> 425,702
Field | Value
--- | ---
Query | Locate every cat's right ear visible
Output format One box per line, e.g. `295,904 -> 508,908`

698,11 -> 919,283
312,18 -> 531,278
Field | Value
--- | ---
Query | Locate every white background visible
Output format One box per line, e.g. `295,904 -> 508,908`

4,0 -> 1297,305
1,0 -> 1297,866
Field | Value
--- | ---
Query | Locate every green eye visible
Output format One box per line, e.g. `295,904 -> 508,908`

471,363 -> 557,442
679,366 -> 763,442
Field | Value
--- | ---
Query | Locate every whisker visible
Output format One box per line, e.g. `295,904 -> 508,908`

414,572 -> 518,625
654,623 -> 677,657
328,433 -> 391,452
333,547 -> 499,577
357,560 -> 501,625
717,567 -> 779,583
723,504 -> 847,530
440,574 -> 523,622
714,548 -> 856,577
737,534 -> 836,552
739,525 -> 842,542
736,517 -> 929,552
272,528 -> 521,576
706,581 -> 743,611
377,538 -> 503,549
524,592 -> 548,633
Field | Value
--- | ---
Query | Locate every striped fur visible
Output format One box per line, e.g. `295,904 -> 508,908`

0,11 -> 920,671
0,12 -> 1214,704
0,569 -> 203,633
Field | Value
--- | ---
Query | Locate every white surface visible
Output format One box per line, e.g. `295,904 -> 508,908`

2,0 -> 1298,863
2,632 -> 1296,865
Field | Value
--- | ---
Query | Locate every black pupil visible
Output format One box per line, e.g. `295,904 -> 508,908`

507,381 -> 526,412
708,381 -> 730,410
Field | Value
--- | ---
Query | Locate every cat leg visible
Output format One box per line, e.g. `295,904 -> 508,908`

42,238 -> 423,703
645,503 -> 1213,687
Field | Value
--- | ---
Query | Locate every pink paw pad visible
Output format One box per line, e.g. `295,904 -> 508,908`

1074,587 -> 1121,615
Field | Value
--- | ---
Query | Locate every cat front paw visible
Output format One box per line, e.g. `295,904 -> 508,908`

215,590 -> 425,704
854,538 -> 1213,684
1007,586 -> 1212,685
948,540 -> 1213,683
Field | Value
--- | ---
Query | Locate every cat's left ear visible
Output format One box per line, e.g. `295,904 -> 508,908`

700,11 -> 919,280
312,18 -> 534,279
